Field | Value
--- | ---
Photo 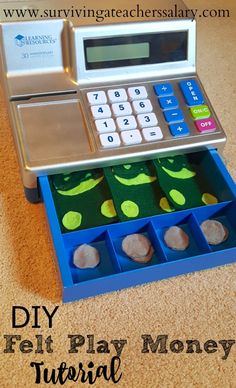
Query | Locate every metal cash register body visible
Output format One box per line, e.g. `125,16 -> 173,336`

0,0 -> 226,202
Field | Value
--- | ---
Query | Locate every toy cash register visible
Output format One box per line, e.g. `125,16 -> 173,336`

1,0 -> 236,302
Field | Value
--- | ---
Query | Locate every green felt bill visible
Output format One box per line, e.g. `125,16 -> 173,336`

153,154 -> 218,210
104,161 -> 175,221
49,169 -> 118,233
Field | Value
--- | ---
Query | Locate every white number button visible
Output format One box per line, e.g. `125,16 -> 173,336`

121,130 -> 142,145
132,99 -> 153,114
128,86 -> 148,100
112,102 -> 132,117
108,88 -> 128,103
87,91 -> 107,105
95,118 -> 116,133
142,127 -> 163,142
116,115 -> 137,131
99,132 -> 121,148
137,113 -> 158,128
91,104 -> 111,119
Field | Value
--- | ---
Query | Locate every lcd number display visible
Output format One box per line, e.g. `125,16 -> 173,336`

84,31 -> 187,70
86,42 -> 150,63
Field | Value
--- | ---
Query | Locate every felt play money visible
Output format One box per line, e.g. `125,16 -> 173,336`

73,244 -> 100,269
104,161 -> 174,222
122,234 -> 154,263
200,220 -> 229,245
49,169 -> 118,232
153,154 -> 218,210
164,226 -> 189,251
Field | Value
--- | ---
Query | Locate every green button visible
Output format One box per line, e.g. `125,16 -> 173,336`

190,105 -> 211,120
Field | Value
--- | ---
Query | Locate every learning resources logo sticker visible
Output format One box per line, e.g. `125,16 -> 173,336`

15,34 -> 25,47
14,34 -> 57,47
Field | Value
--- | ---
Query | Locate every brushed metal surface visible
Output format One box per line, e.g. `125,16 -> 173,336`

0,18 -> 75,98
17,98 -> 93,163
6,73 -> 76,99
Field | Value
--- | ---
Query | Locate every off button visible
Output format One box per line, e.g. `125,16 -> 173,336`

195,118 -> 216,133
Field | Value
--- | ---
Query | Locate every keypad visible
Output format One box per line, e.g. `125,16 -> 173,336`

87,85 -> 162,148
86,79 -> 217,149
153,78 -> 216,138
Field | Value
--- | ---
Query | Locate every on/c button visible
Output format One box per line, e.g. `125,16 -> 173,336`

195,118 -> 216,133
190,105 -> 211,120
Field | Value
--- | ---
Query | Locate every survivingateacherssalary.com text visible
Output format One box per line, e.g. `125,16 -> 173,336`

2,4 -> 230,22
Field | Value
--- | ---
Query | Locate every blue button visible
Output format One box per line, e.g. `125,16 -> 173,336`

169,122 -> 190,137
179,79 -> 204,106
159,96 -> 179,110
154,83 -> 173,97
164,109 -> 184,123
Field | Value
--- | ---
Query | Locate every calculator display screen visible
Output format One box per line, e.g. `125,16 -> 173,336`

84,31 -> 187,70
86,42 -> 150,64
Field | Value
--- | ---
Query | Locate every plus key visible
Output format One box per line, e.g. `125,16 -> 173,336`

169,122 -> 190,137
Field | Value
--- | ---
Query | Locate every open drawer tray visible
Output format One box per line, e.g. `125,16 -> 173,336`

39,150 -> 236,303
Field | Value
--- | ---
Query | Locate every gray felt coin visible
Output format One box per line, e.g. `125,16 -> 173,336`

122,234 -> 154,263
200,220 -> 229,245
164,226 -> 189,251
73,244 -> 100,269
